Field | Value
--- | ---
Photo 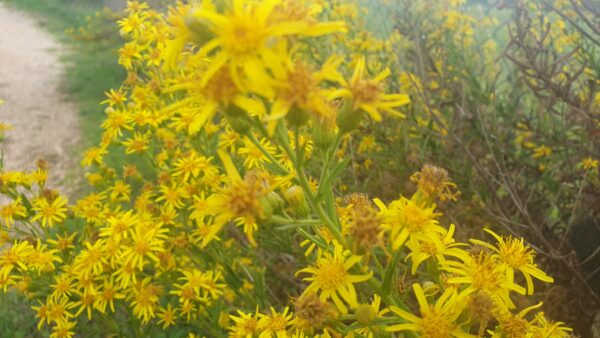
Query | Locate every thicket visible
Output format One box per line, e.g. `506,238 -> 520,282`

1,0 -> 599,337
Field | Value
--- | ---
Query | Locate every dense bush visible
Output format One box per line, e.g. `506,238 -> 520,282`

2,0 -> 598,337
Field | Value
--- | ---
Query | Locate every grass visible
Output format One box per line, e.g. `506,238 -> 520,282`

0,0 -> 125,335
0,291 -> 48,337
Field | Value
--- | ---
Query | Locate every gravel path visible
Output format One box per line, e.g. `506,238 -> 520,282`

0,2 -> 80,192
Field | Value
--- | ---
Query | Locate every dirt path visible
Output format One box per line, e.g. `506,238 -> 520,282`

0,2 -> 80,193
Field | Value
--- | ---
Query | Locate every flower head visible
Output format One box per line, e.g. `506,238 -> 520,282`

297,244 -> 372,313
388,283 -> 472,338
470,229 -> 553,295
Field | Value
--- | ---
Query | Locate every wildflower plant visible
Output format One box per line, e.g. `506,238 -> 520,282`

0,1 -> 576,337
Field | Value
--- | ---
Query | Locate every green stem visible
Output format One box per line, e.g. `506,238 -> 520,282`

296,167 -> 345,246
316,133 -> 343,198
247,133 -> 289,175
274,122 -> 346,246
367,277 -> 397,308
270,215 -> 320,227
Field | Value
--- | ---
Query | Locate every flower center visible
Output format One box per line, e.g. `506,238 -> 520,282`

315,261 -> 347,291
350,80 -> 381,106
420,310 -> 454,338
223,16 -> 265,57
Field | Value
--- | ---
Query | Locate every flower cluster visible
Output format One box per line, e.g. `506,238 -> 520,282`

0,1 -> 575,337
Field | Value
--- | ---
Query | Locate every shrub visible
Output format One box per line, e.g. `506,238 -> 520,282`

0,1 -> 578,337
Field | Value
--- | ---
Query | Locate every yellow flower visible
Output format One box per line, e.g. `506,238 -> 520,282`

101,109 -> 133,140
443,251 -> 526,311
268,57 -> 342,124
330,56 -> 410,121
531,312 -> 572,338
100,210 -> 139,242
470,229 -> 553,295
0,122 -> 13,133
489,302 -> 543,338
122,131 -> 151,154
0,240 -> 35,275
73,240 -> 108,278
33,297 -> 74,330
238,137 -> 276,169
157,303 -> 177,329
187,0 -> 345,97
50,320 -> 76,338
119,224 -> 167,270
118,12 -> 143,35
387,283 -> 473,338
410,165 -> 459,202
230,310 -> 259,338
31,196 -> 69,227
172,152 -> 216,183
207,161 -> 273,246
581,157 -> 599,171
109,180 -> 131,202
50,274 -> 74,301
406,223 -> 469,274
0,197 -> 27,228
95,277 -> 125,313
47,233 -> 77,251
156,183 -> 190,209
130,278 -> 160,323
72,286 -> 98,320
297,244 -> 372,313
258,306 -> 294,338
101,88 -> 127,107
118,42 -> 143,70
28,240 -> 62,273
532,145 -> 552,159
374,196 -> 446,251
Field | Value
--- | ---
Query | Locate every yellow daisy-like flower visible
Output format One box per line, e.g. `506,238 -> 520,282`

0,197 -> 28,228
257,306 -> 294,338
330,56 -> 410,121
470,229 -> 553,295
188,0 -> 345,97
580,156 -> 599,171
130,278 -> 160,324
297,244 -> 372,313
50,320 -> 76,338
238,137 -> 276,169
531,312 -> 573,338
229,310 -> 259,338
31,196 -> 69,228
443,251 -> 526,311
157,303 -> 177,329
374,196 -> 446,251
406,223 -> 469,274
122,131 -> 151,154
388,284 -> 473,338
489,302 -> 543,338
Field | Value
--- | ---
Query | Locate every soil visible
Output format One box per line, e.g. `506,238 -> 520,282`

0,3 -> 80,194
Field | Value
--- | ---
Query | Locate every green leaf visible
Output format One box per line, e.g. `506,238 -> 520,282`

381,250 -> 401,295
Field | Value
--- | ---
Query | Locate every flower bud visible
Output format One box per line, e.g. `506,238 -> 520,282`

284,186 -> 305,206
258,196 -> 275,221
184,11 -> 213,46
355,303 -> 376,325
312,119 -> 337,150
286,105 -> 310,127
336,101 -> 363,134
284,186 -> 310,218
266,191 -> 285,213
225,105 -> 252,134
